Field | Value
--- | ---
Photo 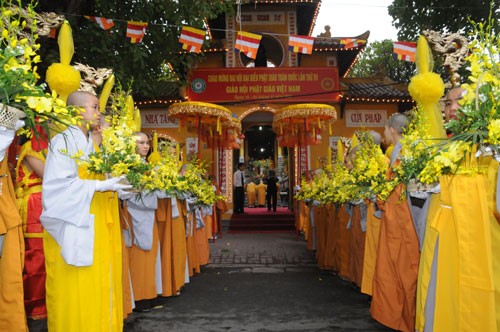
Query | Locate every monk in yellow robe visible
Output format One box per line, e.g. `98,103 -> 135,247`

41,92 -> 129,331
256,180 -> 267,207
246,181 -> 256,207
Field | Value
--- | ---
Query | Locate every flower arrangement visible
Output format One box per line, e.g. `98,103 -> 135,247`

445,17 -> 500,158
176,157 -> 222,205
0,1 -> 77,137
77,84 -> 150,189
341,131 -> 388,202
141,141 -> 180,194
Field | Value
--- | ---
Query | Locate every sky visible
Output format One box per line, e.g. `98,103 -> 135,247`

312,0 -> 399,42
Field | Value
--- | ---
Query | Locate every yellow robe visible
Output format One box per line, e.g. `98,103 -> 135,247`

416,168 -> 498,331
44,170 -> 123,332
256,183 -> 267,206
246,182 -> 256,206
0,157 -> 28,332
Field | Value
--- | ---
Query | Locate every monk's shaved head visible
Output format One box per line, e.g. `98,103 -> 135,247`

67,91 -> 97,107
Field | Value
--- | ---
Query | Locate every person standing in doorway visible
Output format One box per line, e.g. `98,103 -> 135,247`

266,170 -> 279,212
233,163 -> 246,214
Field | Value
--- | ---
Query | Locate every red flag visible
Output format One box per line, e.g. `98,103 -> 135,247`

126,21 -> 148,44
85,16 -> 115,30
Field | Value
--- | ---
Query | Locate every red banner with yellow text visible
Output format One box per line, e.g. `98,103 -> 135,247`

188,68 -> 339,103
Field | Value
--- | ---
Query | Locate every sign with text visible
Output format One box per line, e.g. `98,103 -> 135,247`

240,11 -> 285,25
141,110 -> 179,128
188,67 -> 340,103
345,109 -> 387,128
329,136 -> 340,164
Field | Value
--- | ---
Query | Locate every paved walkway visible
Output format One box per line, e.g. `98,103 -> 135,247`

209,231 -> 315,267
124,231 -> 394,332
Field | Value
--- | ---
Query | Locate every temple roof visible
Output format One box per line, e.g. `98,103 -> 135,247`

340,77 -> 412,102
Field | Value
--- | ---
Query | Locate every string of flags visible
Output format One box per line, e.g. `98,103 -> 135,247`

80,15 -> 416,62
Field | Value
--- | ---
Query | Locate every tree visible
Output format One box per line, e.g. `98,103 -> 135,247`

388,0 -> 499,40
348,40 -> 415,83
33,0 -> 233,100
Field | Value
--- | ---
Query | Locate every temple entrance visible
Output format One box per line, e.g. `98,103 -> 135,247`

230,110 -> 294,231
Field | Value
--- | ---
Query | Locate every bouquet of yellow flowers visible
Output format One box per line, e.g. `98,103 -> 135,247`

0,1 -> 77,137
341,131 -> 388,202
141,142 -> 180,194
445,17 -> 500,158
176,157 -> 222,205
78,85 -> 150,189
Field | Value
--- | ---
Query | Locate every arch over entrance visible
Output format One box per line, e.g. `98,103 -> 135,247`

235,106 -> 291,210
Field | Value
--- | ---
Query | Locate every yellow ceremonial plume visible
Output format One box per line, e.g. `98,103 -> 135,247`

408,35 -> 446,139
147,131 -> 162,164
45,21 -> 81,103
337,139 -> 344,162
99,73 -> 115,114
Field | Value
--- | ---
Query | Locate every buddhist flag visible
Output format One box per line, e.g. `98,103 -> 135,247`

288,34 -> 315,54
179,26 -> 206,53
126,21 -> 148,44
235,31 -> 262,59
85,16 -> 114,30
393,41 -> 417,62
339,38 -> 366,48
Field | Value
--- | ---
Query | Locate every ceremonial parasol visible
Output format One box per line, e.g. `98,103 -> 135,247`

168,101 -> 241,175
272,103 -> 337,179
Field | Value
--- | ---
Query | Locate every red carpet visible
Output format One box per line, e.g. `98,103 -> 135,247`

229,207 -> 295,232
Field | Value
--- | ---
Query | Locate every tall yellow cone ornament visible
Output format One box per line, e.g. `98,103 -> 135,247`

147,131 -> 162,164
408,35 -> 446,139
45,21 -> 81,103
99,74 -> 115,114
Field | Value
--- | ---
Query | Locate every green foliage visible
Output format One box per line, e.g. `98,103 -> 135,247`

348,39 -> 415,83
388,0 -> 499,40
33,0 -> 232,100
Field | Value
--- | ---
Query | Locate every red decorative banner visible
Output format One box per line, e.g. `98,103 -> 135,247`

188,67 -> 340,103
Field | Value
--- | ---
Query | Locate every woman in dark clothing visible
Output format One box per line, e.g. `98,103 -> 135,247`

265,170 -> 279,212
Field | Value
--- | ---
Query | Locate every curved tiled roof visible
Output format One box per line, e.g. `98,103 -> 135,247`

340,78 -> 412,102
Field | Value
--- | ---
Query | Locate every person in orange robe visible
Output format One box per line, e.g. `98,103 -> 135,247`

336,204 -> 351,280
246,181 -> 257,208
371,113 -> 420,332
322,204 -> 337,271
347,203 -> 366,288
212,177 -> 228,239
0,120 -> 28,332
173,198 -> 188,292
122,132 -> 162,312
185,198 -> 201,277
15,129 -> 48,322
195,206 -> 211,266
